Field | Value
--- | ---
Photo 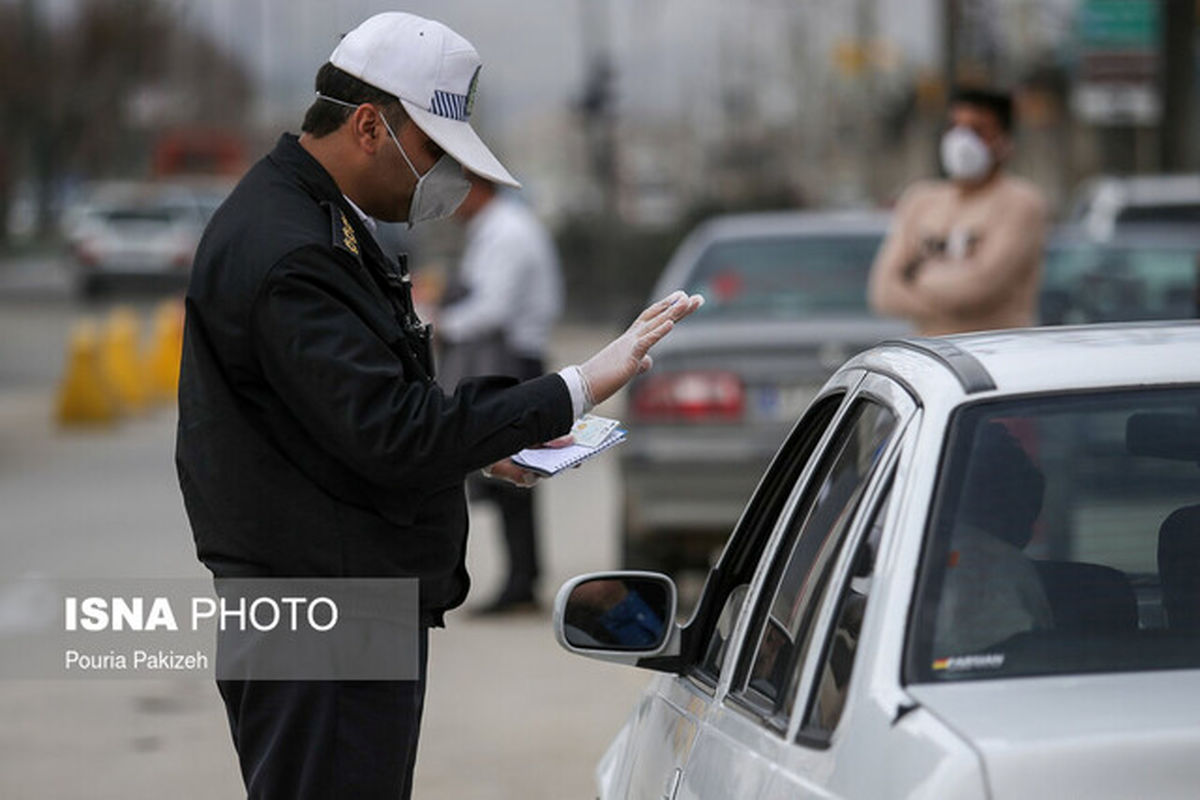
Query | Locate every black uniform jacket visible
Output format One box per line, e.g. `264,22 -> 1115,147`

175,134 -> 573,621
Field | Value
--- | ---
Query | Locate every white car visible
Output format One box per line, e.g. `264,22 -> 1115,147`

65,180 -> 230,297
555,322 -> 1200,799
1069,173 -> 1200,241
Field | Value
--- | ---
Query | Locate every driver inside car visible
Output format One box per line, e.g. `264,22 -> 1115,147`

932,422 -> 1053,656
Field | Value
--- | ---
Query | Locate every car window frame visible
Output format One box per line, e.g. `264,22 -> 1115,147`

789,466 -> 897,748
738,402 -> 895,716
724,374 -> 916,732
786,375 -> 916,748
728,401 -> 894,729
671,371 -> 867,690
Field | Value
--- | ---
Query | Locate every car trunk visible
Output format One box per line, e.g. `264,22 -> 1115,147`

631,316 -> 908,430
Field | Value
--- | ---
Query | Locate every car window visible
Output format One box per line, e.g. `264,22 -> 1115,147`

1041,242 -> 1199,325
735,399 -> 897,726
908,387 -> 1200,683
799,475 -> 894,742
690,392 -> 848,685
682,234 -> 881,319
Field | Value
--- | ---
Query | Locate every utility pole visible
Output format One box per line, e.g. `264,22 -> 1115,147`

21,0 -> 55,239
942,0 -> 959,89
578,0 -> 617,217
1159,0 -> 1196,171
855,0 -> 879,202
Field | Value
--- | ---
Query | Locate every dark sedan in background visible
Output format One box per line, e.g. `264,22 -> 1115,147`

618,211 -> 908,578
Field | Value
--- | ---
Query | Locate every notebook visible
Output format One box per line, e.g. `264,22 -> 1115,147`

512,427 -> 627,477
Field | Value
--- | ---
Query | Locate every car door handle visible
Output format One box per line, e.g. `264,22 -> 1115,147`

662,767 -> 682,800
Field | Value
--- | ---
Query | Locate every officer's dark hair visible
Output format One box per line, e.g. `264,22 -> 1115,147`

301,62 -> 409,137
949,86 -> 1014,134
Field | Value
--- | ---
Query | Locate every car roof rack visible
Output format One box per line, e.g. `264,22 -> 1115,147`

878,338 -> 997,394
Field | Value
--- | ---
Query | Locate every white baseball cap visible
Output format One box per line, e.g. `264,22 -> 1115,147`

329,12 -> 519,188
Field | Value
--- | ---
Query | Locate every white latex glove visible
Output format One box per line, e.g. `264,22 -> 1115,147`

579,290 -> 704,407
482,435 -> 575,488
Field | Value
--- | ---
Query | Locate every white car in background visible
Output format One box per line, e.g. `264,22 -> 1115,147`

64,179 -> 230,297
556,322 -> 1200,799
1070,173 -> 1200,241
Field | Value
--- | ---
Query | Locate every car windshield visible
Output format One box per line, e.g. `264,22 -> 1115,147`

1041,241 -> 1199,324
908,387 -> 1200,683
682,234 -> 880,319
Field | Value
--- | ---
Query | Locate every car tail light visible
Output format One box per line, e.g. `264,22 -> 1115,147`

632,370 -> 745,422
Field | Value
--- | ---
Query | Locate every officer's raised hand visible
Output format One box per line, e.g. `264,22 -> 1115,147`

579,290 -> 704,407
481,291 -> 702,486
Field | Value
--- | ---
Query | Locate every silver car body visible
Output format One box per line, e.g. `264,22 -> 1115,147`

562,322 -> 1200,799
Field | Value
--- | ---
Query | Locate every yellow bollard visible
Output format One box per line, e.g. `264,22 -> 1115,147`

56,320 -> 120,426
144,299 -> 185,403
100,306 -> 149,413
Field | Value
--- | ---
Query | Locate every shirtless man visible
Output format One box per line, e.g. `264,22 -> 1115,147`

869,87 -> 1048,336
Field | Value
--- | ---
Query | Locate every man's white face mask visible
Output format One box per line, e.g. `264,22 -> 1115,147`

378,112 -> 472,225
939,126 -> 993,182
316,93 -> 471,225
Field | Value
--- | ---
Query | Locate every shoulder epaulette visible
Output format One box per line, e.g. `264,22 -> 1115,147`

324,202 -> 362,262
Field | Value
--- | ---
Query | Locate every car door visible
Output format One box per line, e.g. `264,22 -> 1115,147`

601,371 -> 866,800
676,374 -> 916,800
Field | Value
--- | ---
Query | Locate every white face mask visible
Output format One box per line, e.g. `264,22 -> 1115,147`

940,126 -> 993,182
315,93 -> 471,225
379,114 -> 471,225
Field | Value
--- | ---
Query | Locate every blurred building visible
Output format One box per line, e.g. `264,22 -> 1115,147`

578,0 -> 1198,227
7,0 -> 1198,245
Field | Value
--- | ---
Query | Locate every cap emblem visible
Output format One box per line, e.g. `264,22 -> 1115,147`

465,66 -> 481,119
429,66 -> 480,123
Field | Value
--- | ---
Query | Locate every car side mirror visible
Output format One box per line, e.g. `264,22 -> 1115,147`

553,572 -> 680,664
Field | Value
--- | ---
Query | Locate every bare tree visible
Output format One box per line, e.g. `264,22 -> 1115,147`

0,0 -> 253,242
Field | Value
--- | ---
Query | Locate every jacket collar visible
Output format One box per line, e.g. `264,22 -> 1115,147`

267,133 -> 344,204
269,133 -> 392,266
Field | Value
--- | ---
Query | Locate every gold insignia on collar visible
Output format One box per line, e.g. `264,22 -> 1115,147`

339,210 -> 359,256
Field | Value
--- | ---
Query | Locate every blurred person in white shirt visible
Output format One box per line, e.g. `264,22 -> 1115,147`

439,171 -> 564,614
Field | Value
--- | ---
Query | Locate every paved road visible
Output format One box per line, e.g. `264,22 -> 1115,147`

0,284 -> 654,798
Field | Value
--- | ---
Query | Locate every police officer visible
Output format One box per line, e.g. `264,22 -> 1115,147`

174,12 -> 701,800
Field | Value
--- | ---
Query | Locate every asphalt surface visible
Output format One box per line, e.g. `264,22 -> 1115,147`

0,251 -> 654,798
